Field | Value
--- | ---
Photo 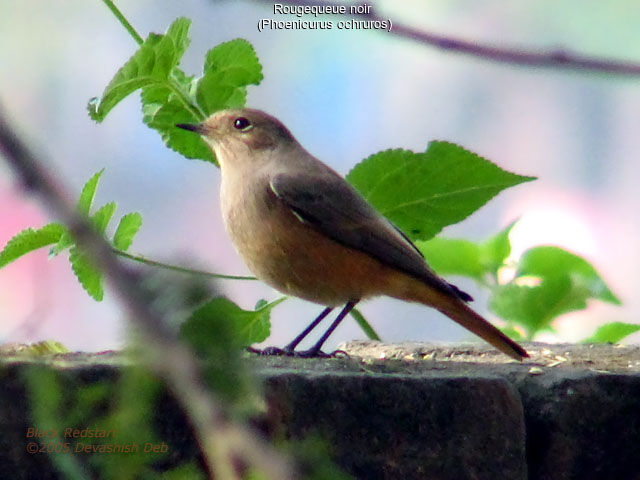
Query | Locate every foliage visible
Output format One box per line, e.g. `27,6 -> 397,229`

347,143 -> 534,241
88,17 -> 262,164
2,5 -> 632,480
24,364 -> 204,478
0,169 -> 142,301
418,225 -> 623,340
0,12 -> 630,346
584,322 -> 640,344
180,296 -> 285,404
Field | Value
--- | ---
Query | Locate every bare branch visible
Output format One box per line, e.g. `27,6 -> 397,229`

0,104 -> 296,480
260,0 -> 640,76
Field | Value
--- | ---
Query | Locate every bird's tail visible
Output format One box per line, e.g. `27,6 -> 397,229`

436,296 -> 528,361
401,280 -> 529,361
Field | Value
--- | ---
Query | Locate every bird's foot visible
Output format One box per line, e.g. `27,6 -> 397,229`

246,346 -> 289,356
292,348 -> 349,358
247,346 -> 348,358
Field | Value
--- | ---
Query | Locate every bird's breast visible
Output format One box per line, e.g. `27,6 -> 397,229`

219,174 -> 396,305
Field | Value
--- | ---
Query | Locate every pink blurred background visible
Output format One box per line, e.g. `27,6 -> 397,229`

1,1 -> 638,351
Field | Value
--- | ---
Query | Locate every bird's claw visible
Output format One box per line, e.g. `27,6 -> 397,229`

247,346 -> 349,358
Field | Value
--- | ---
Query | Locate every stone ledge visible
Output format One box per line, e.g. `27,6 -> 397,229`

1,342 -> 639,479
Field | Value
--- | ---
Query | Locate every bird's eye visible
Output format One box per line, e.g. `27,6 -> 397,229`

233,117 -> 252,132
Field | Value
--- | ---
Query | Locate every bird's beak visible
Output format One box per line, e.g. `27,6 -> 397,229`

176,123 -> 206,134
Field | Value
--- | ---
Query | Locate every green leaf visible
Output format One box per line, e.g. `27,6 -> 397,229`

77,169 -> 105,215
52,169 -> 107,257
69,246 -> 103,301
88,17 -> 191,122
347,142 -> 535,241
180,296 -> 280,403
490,246 -> 621,338
49,230 -> 74,257
349,308 -> 381,341
195,38 -> 263,115
141,79 -> 214,162
0,223 -> 66,268
165,15 -> 191,61
418,237 -> 484,280
417,221 -> 516,280
518,246 -> 620,305
479,220 -> 517,275
113,213 -> 143,251
490,283 -> 554,336
584,322 -> 640,344
182,297 -> 284,347
91,202 -> 117,235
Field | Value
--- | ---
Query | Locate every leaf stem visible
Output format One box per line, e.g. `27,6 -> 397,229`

113,249 -> 257,281
350,307 -> 381,341
261,296 -> 288,310
166,79 -> 206,121
102,0 -> 144,45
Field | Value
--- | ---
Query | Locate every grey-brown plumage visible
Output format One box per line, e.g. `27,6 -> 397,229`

177,109 -> 528,361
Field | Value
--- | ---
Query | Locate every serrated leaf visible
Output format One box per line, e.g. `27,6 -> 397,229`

113,212 -> 143,251
91,202 -> 117,235
78,169 -> 105,215
180,296 -> 271,402
480,220 -> 517,274
142,82 -> 215,162
347,142 -> 536,241
69,246 -> 103,301
418,221 -> 518,281
49,230 -> 75,257
181,296 -> 284,347
584,322 -> 640,344
417,237 -> 484,279
490,282 -> 567,336
195,38 -> 263,115
0,223 -> 66,268
517,246 -> 621,305
165,15 -> 191,61
88,18 -> 191,121
490,246 -> 621,338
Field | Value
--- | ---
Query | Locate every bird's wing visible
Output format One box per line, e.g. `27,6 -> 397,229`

269,172 -> 471,301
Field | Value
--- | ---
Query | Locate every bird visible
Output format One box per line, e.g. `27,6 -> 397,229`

176,109 -> 528,361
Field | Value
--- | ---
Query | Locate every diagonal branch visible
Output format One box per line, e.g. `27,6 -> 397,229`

0,104 -> 296,480
260,0 -> 640,76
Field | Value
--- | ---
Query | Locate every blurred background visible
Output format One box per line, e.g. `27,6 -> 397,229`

1,0 -> 638,351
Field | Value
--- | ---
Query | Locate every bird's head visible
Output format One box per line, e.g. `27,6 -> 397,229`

177,108 -> 295,167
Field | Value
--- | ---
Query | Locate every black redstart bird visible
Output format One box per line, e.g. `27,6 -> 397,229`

177,109 -> 528,361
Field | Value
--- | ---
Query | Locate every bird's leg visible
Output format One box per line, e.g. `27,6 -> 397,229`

252,306 -> 333,356
282,306 -> 334,354
295,300 -> 359,358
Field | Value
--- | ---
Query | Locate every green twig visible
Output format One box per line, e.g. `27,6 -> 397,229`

113,249 -> 257,281
350,307 -> 381,341
102,0 -> 144,45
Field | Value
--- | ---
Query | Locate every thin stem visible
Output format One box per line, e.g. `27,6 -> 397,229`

102,0 -> 144,45
350,307 -> 381,341
113,249 -> 257,281
101,1 -> 206,122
